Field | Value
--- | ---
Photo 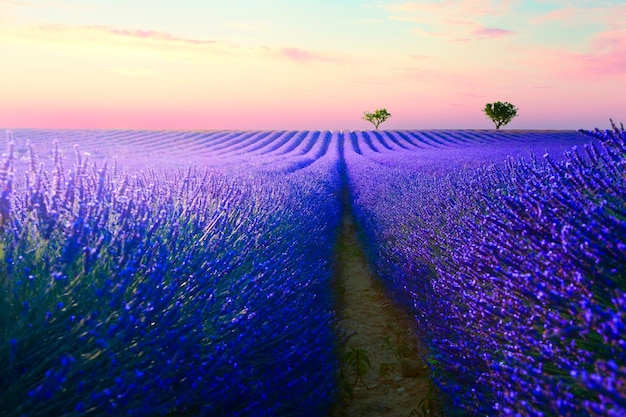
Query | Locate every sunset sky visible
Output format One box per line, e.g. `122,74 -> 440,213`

0,0 -> 624,130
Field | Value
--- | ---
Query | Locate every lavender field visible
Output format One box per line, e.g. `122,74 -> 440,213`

0,125 -> 624,416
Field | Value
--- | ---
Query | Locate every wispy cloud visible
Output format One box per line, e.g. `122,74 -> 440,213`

472,26 -> 514,37
0,0 -> 26,20
0,0 -> 90,14
581,29 -> 626,75
0,23 -> 235,64
277,47 -> 345,64
530,7 -> 577,26
1,22 -> 348,68
387,0 -> 517,18
385,0 -> 518,42
453,26 -> 515,42
35,24 -> 218,46
280,47 -> 315,61
352,80 -> 392,86
98,27 -> 217,45
409,54 -> 432,60
531,3 -> 626,29
10,23 -> 224,46
513,28 -> 626,78
0,0 -> 36,6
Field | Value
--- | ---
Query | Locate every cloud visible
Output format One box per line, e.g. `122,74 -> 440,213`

1,21 -> 349,69
409,54 -> 433,60
501,3 -> 626,77
38,24 -> 218,46
513,28 -> 626,78
0,0 -> 35,6
589,29 -> 626,54
387,0 -> 517,18
352,80 -> 392,86
453,25 -> 515,42
581,29 -> 626,75
531,3 -> 626,29
385,0 -> 518,42
0,0 -> 24,20
280,47 -> 315,61
104,28 -> 217,45
0,22 -> 246,64
277,47 -> 343,64
0,0 -> 89,15
531,7 -> 577,26
472,26 -> 514,37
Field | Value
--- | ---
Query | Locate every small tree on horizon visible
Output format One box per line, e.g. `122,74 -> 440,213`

483,101 -> 518,130
363,108 -> 391,130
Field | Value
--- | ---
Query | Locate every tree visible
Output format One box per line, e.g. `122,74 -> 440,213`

363,108 -> 391,130
482,101 -> 518,130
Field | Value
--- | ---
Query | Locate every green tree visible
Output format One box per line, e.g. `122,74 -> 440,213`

482,101 -> 518,129
363,108 -> 391,130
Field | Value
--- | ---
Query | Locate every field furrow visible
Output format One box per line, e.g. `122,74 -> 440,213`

1,126 -> 623,417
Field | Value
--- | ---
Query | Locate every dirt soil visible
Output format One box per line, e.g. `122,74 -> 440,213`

332,212 -> 443,417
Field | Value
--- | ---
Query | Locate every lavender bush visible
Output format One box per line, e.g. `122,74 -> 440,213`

0,132 -> 342,416
2,125 -> 623,416
345,125 -> 625,415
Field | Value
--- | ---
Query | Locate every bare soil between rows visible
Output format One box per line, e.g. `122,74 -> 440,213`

331,210 -> 444,417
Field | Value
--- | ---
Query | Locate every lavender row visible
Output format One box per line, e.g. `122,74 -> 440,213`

13,129 -> 588,179
8,129 -> 335,175
0,135 -> 342,416
345,124 -> 625,415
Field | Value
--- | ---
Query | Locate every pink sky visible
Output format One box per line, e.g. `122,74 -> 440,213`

0,0 -> 624,130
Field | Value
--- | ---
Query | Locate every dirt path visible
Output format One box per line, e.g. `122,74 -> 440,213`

332,211 -> 442,417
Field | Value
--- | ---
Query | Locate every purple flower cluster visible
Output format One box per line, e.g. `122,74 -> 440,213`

3,125 -> 623,416
344,126 -> 625,415
0,133 -> 13,227
0,131 -> 342,416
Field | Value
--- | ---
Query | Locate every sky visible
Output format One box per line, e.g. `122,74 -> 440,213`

0,0 -> 624,130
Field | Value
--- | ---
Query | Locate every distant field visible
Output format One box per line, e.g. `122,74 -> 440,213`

1,128 -> 623,416
7,128 -> 594,174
